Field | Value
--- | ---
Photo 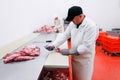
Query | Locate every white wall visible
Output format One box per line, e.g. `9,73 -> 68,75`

82,0 -> 120,31
0,0 -> 120,47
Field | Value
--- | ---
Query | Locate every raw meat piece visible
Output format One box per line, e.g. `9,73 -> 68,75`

43,70 -> 68,80
14,56 -> 35,61
20,46 -> 40,56
4,52 -> 21,64
35,25 -> 58,33
3,45 -> 40,64
3,53 -> 11,59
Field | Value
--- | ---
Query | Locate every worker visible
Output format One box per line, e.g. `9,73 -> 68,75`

45,6 -> 99,80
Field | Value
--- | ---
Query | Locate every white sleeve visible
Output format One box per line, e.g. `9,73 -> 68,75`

52,25 -> 71,47
77,26 -> 99,54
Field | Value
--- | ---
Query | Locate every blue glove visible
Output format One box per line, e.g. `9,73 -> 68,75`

69,47 -> 79,55
61,49 -> 69,55
61,48 -> 79,55
44,45 -> 55,51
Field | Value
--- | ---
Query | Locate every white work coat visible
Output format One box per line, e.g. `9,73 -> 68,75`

52,16 -> 99,80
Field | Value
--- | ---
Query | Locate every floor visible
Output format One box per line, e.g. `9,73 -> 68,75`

92,45 -> 120,80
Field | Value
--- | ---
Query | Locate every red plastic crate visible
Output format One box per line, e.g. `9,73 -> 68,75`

103,39 -> 120,47
96,31 -> 107,44
102,44 -> 120,53
105,36 -> 120,42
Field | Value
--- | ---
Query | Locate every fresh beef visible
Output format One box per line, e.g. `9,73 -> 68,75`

3,45 -> 40,64
35,25 -> 58,33
20,46 -> 40,56
42,70 -> 68,80
14,56 -> 35,61
4,52 -> 21,64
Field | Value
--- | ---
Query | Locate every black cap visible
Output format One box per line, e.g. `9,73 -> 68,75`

65,6 -> 83,21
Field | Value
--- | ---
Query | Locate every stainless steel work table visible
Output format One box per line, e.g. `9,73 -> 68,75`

0,33 -> 69,80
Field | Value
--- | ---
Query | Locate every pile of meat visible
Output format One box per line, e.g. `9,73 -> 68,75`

42,70 -> 68,80
3,45 -> 40,64
34,25 -> 58,33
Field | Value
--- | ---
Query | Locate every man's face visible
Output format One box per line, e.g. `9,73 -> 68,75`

72,14 -> 82,25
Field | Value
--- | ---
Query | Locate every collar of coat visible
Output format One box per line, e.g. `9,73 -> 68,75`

77,16 -> 87,29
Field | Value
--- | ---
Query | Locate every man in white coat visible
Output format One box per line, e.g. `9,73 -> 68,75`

45,6 -> 99,80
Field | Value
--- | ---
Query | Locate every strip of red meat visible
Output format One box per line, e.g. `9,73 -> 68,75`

20,46 -> 40,56
3,45 -> 40,64
29,46 -> 40,56
14,56 -> 35,61
35,25 -> 57,33
4,52 -> 21,64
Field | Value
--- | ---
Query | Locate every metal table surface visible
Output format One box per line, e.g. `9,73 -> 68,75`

0,33 -> 63,80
